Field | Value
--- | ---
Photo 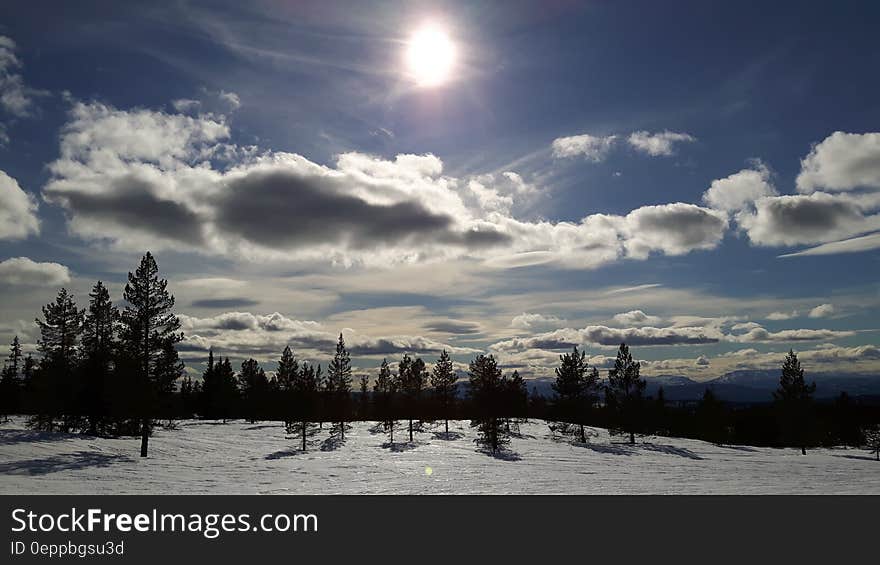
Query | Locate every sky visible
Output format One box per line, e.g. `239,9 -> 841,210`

1,0 -> 879,381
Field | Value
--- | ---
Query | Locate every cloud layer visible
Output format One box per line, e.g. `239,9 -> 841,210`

0,171 -> 40,240
43,101 -> 731,270
0,257 -> 70,286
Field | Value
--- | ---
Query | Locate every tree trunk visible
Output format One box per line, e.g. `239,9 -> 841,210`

409,419 -> 413,442
390,421 -> 394,443
301,421 -> 306,451
629,431 -> 635,445
801,446 -> 806,456
140,418 -> 149,457
580,424 -> 586,443
445,419 -> 449,435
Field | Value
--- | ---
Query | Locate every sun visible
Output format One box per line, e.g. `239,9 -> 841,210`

404,25 -> 456,87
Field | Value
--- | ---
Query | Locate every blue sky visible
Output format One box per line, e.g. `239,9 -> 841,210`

1,0 -> 878,380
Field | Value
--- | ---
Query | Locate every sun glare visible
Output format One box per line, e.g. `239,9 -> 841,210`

405,25 -> 456,87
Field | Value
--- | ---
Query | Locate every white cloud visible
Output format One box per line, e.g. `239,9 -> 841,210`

551,133 -> 617,161
43,101 -> 734,271
735,192 -> 880,247
796,131 -> 880,193
511,312 -> 564,330
0,35 -> 48,118
611,310 -> 662,327
779,232 -> 880,257
627,130 -> 695,156
0,170 -> 39,239
730,326 -> 854,343
492,324 -> 722,351
702,162 -> 777,212
766,311 -> 798,321
808,303 -> 835,318
0,257 -> 71,286
619,203 -> 728,258
178,310 -> 478,361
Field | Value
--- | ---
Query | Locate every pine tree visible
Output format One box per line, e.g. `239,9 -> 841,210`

238,358 -> 269,423
358,374 -> 369,419
276,346 -> 299,392
81,281 -> 119,435
7,335 -> 22,378
33,288 -> 84,431
119,252 -> 182,457
864,427 -> 880,461
696,388 -> 728,445
431,349 -> 458,435
605,342 -> 646,445
214,356 -> 238,423
503,370 -> 528,435
468,354 -> 509,454
325,334 -> 352,440
773,349 -> 815,455
276,345 -> 299,427
0,336 -> 23,422
373,358 -> 397,442
155,338 -> 184,425
552,346 -> 599,443
290,362 -> 321,450
398,355 -> 427,442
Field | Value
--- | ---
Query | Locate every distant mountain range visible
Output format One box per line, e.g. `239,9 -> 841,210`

522,369 -> 880,404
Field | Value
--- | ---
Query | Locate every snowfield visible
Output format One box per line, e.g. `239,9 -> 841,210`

1,417 -> 878,494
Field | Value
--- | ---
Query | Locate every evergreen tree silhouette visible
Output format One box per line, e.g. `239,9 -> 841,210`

119,252 -> 182,457
773,349 -> 816,455
864,427 -> 880,461
326,334 -> 352,440
276,345 -> 299,427
696,388 -> 728,445
33,288 -> 83,432
468,354 -> 509,454
155,339 -> 184,425
214,356 -> 238,423
0,336 -> 23,421
199,348 -> 217,417
373,358 -> 397,442
238,358 -> 268,423
358,374 -> 370,420
398,354 -> 428,442
552,345 -> 599,443
81,281 -> 119,435
431,349 -> 458,435
290,361 -> 320,450
503,370 -> 528,435
605,342 -> 646,445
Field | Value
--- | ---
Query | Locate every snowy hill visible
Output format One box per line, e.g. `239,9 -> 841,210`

1,417 -> 878,494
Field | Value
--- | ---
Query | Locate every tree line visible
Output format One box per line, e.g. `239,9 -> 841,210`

1,252 -> 879,458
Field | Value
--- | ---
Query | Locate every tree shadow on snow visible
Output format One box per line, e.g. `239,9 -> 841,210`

476,447 -> 522,461
834,453 -> 878,462
639,442 -> 704,460
368,422 -> 389,435
0,429 -> 80,446
572,442 -> 637,456
718,444 -> 758,452
0,451 -> 130,475
432,431 -> 464,441
264,448 -> 306,460
244,424 -> 282,431
381,441 -> 421,452
320,435 -> 346,452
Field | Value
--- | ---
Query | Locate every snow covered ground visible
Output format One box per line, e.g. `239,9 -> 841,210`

1,417 -> 878,494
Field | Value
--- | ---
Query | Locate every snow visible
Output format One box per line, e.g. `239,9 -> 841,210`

1,417 -> 878,494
